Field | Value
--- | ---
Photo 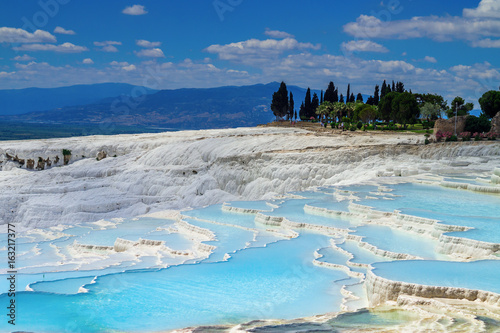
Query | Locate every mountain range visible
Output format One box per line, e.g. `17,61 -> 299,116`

1,82 -> 322,130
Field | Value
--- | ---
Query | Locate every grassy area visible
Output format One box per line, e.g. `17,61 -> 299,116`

0,121 -> 170,141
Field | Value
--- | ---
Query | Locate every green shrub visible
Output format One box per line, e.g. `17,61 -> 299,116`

356,121 -> 363,129
349,125 -> 357,131
425,138 -> 430,145
465,115 -> 491,133
330,122 -> 336,129
62,149 -> 72,156
445,135 -> 458,142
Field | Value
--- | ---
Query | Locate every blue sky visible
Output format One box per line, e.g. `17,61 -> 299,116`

0,0 -> 499,106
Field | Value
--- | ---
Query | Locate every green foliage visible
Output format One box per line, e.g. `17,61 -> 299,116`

424,138 -> 430,145
478,90 -> 500,119
288,92 -> 295,120
391,92 -> 419,128
356,121 -> 363,129
355,104 -> 377,124
311,93 -> 320,119
62,149 -> 72,156
349,124 -> 357,131
271,81 -> 289,119
464,115 -> 491,133
324,82 -> 338,103
316,101 -> 334,121
420,102 -> 442,121
447,97 -> 473,118
378,92 -> 400,122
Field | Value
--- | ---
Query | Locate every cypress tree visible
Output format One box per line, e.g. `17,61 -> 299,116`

356,93 -> 363,103
374,85 -> 380,105
299,102 -> 305,120
392,80 -> 396,92
350,93 -> 355,103
324,81 -> 335,103
333,88 -> 339,103
381,80 -> 388,99
311,93 -> 320,119
320,90 -> 324,104
270,81 -> 289,120
288,92 -> 295,121
339,94 -> 344,103
304,88 -> 311,118
347,84 -> 350,103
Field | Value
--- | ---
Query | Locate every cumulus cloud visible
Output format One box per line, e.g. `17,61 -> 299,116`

122,5 -> 148,15
13,43 -> 88,53
82,58 -> 94,64
471,38 -> 500,48
54,26 -> 75,35
135,48 -> 165,57
12,54 -> 35,61
136,39 -> 161,48
343,1 -> 500,47
341,40 -> 389,53
463,0 -> 500,19
423,56 -> 437,63
122,64 -> 136,71
264,29 -> 294,39
94,41 -> 122,52
205,38 -> 321,65
0,27 -> 56,43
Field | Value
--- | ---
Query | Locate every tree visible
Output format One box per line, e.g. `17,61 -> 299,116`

415,93 -> 447,112
378,92 -> 400,123
355,103 -> 377,124
299,102 -> 306,120
332,102 -> 347,122
356,93 -> 364,103
339,93 -> 344,103
395,81 -> 404,93
304,88 -> 312,118
381,80 -> 388,99
447,97 -> 473,118
316,101 -> 334,122
346,102 -> 356,119
478,90 -> 500,119
391,92 -> 419,128
311,93 -> 320,119
346,84 -> 350,104
349,93 -> 355,103
271,81 -> 288,120
374,84 -> 380,105
320,90 -> 324,104
366,96 -> 375,105
288,92 -> 295,121
420,102 -> 442,121
465,114 -> 491,133
294,110 -> 297,121
324,82 -> 335,103
333,88 -> 338,103
391,80 -> 396,92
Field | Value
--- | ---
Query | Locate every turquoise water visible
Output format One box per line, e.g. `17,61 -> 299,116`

372,260 -> 500,293
0,232 -> 347,332
1,176 -> 499,332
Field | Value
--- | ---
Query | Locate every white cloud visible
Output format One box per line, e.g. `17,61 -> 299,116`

344,1 -> 500,47
82,58 -> 94,64
463,0 -> 500,19
136,39 -> 161,48
135,48 -> 165,58
423,56 -> 437,63
264,29 -> 294,39
122,64 -> 136,71
0,71 -> 15,77
94,41 -> 122,52
0,27 -> 56,43
341,40 -> 389,53
54,26 -> 75,35
110,61 -> 130,66
471,38 -> 500,48
13,43 -> 88,53
94,41 -> 122,47
122,5 -> 148,15
12,54 -> 35,61
205,38 -> 321,65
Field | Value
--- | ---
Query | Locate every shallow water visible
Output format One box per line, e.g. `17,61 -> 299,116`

1,175 -> 499,332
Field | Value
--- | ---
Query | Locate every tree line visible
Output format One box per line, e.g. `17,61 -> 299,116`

271,80 -> 500,129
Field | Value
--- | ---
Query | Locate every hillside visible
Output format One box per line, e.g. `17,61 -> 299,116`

4,82 -> 316,130
0,83 -> 158,115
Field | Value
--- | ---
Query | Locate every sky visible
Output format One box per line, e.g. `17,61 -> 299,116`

0,0 -> 500,106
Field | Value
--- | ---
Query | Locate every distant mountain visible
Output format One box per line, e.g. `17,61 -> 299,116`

0,83 -> 158,115
4,82 -> 317,130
